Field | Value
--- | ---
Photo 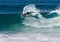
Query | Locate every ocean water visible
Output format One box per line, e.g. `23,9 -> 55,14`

0,4 -> 60,42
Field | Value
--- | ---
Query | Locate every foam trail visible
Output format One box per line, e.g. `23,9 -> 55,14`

46,8 -> 60,16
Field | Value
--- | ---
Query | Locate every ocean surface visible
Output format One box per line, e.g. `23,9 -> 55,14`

0,4 -> 60,42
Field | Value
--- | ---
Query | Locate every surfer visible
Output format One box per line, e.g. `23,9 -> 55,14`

23,11 -> 40,19
23,12 -> 31,17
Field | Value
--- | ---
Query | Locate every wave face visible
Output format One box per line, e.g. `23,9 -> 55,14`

22,4 -> 60,28
0,4 -> 60,42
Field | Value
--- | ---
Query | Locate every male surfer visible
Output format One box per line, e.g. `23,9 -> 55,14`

23,12 -> 31,17
23,12 -> 40,19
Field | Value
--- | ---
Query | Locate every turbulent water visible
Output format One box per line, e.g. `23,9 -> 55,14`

0,4 -> 60,42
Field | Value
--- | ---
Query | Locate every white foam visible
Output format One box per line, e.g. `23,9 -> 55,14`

22,4 -> 40,14
22,4 -> 47,27
0,33 -> 60,42
46,8 -> 60,16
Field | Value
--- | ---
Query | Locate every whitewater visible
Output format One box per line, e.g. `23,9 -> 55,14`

0,4 -> 60,42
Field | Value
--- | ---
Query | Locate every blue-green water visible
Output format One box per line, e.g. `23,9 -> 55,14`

0,5 -> 57,32
0,5 -> 60,42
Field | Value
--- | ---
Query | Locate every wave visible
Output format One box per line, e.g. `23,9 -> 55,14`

22,4 -> 60,28
0,4 -> 60,42
46,8 -> 60,16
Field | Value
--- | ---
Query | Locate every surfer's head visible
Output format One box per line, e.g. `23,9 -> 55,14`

23,12 -> 31,17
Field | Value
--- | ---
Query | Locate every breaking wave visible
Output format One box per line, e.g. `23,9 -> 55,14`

22,4 -> 60,28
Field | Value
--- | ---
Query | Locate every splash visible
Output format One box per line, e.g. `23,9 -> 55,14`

22,4 -> 60,28
22,4 -> 44,19
22,4 -> 40,14
22,4 -> 46,27
46,8 -> 60,16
